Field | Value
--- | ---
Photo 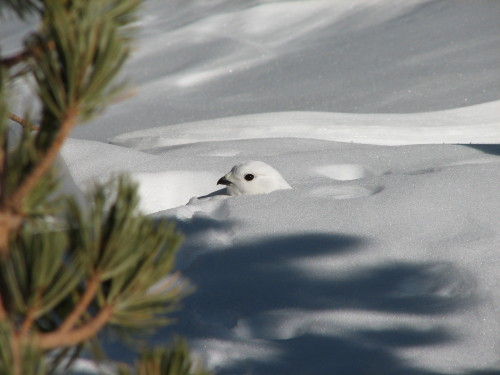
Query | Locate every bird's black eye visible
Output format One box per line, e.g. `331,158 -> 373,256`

244,174 -> 254,181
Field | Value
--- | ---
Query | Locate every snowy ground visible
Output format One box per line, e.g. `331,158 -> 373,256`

2,0 -> 500,374
64,122 -> 500,375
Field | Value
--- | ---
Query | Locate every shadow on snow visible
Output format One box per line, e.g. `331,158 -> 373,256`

462,144 -> 500,156
146,231 -> 481,375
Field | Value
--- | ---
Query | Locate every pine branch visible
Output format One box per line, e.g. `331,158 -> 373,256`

58,272 -> 100,333
0,1 -> 200,373
0,211 -> 22,256
0,39 -> 55,69
0,69 -> 10,256
8,107 -> 77,212
0,294 -> 6,319
131,339 -> 213,375
17,289 -> 43,339
0,49 -> 32,69
0,0 -> 43,19
0,107 -> 74,256
12,335 -> 21,375
30,272 -> 108,350
0,224 -> 9,257
7,112 -> 39,131
18,305 -> 37,337
38,305 -> 113,350
0,126 -> 7,207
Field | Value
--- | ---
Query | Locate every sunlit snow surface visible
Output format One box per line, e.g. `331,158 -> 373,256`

62,122 -> 500,375
3,0 -> 500,374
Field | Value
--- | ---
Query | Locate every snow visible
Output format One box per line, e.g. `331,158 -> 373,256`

2,0 -> 500,374
110,102 -> 500,149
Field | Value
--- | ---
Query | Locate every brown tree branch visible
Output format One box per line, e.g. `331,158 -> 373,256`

11,335 -> 21,375
59,272 -> 101,333
17,308 -> 36,338
0,211 -> 22,256
17,292 -> 42,338
0,49 -> 32,69
1,41 -> 55,69
0,294 -> 6,320
0,107 -> 65,254
7,112 -> 39,131
0,130 -> 8,255
8,107 -> 77,212
38,305 -> 113,350
0,133 -> 7,206
32,273 -> 104,350
0,224 -> 7,256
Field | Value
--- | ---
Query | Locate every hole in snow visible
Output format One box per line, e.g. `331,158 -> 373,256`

310,185 -> 383,200
314,164 -> 373,181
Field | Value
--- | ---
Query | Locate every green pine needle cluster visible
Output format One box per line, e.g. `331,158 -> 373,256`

29,0 -> 141,150
0,323 -> 47,375
120,338 -> 212,375
0,1 -> 42,19
67,177 -> 187,329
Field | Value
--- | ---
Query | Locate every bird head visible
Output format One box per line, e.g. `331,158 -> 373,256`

217,161 -> 292,196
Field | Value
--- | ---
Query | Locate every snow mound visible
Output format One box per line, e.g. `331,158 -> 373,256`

110,102 -> 500,151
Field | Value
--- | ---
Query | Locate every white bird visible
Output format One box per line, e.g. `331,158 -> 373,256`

217,161 -> 292,196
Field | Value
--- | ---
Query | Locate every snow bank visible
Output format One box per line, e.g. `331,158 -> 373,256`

111,101 -> 500,150
147,139 -> 500,375
62,131 -> 500,374
61,139 -> 221,214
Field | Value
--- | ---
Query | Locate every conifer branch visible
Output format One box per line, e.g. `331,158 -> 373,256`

0,2 -> 203,373
0,49 -> 32,69
7,112 -> 39,131
0,224 -> 8,256
0,40 -> 55,69
11,336 -> 21,375
0,132 -> 7,206
0,211 -> 22,256
17,299 -> 39,338
36,273 -> 109,350
39,305 -> 113,350
0,294 -> 6,320
59,272 -> 100,333
0,130 -> 9,255
8,107 -> 77,212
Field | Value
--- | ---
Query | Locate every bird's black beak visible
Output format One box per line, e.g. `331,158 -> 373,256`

217,176 -> 231,186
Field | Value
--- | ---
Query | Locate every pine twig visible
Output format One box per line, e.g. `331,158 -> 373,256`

18,309 -> 36,337
0,130 -> 7,206
1,41 -> 55,69
12,335 -> 21,375
8,107 -> 77,212
59,273 -> 101,333
0,223 -> 9,257
0,49 -> 32,69
0,128 -> 9,255
0,211 -> 22,256
0,294 -> 6,320
7,112 -> 39,131
35,272 -> 114,351
39,305 -> 114,350
17,293 -> 42,338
